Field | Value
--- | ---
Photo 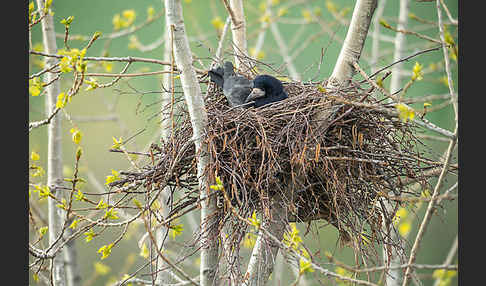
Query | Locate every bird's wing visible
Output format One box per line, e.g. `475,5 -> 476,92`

208,66 -> 224,88
223,76 -> 252,107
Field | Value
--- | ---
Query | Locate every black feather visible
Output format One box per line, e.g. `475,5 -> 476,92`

208,66 -> 225,89
246,75 -> 288,108
221,62 -> 252,107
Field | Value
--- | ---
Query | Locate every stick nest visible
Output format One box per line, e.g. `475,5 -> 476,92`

111,78 -> 437,249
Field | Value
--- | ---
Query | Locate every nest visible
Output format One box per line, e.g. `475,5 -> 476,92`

110,77 -> 438,252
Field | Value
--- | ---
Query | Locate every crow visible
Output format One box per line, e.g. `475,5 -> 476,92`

209,61 -> 252,107
245,74 -> 288,108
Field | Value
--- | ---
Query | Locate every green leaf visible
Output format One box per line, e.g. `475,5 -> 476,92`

96,199 -> 108,209
411,62 -> 423,81
29,78 -> 43,96
29,2 -> 35,15
170,223 -> 184,239
74,189 -> 85,201
84,229 -> 95,242
69,219 -> 79,229
98,243 -> 114,260
37,185 -> 51,200
56,92 -> 67,109
103,208 -> 119,220
248,211 -> 261,230
56,198 -> 68,210
132,198 -> 142,209
60,16 -> 74,27
105,169 -> 120,185
75,146 -> 83,161
38,226 -> 48,237
139,243 -> 149,258
379,18 -> 391,29
299,258 -> 314,275
111,137 -> 123,150
283,223 -> 302,249
395,103 -> 415,123
31,151 -> 40,161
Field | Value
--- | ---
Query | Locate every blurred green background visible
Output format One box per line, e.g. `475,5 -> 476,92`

29,0 -> 458,285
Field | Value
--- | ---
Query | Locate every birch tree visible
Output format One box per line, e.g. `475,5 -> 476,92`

224,0 -> 249,69
35,1 -> 66,285
164,0 -> 220,285
383,1 -> 410,285
155,17 -> 175,286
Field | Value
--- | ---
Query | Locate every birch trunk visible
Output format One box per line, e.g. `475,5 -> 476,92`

36,1 -> 67,285
155,16 -> 175,285
64,222 -> 81,286
244,194 -> 287,286
228,0 -> 249,69
164,1 -> 220,285
318,0 -> 377,130
389,0 -> 409,95
383,1 -> 409,285
328,0 -> 377,88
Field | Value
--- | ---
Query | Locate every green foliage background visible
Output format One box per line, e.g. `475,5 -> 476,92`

29,0 -> 458,285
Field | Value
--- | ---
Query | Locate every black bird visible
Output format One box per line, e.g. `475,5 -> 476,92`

208,65 -> 225,89
209,61 -> 252,107
245,74 -> 288,108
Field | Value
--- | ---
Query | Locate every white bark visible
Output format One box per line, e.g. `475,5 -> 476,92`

64,223 -> 81,286
164,1 -> 219,285
389,0 -> 410,95
155,16 -> 175,285
272,253 -> 283,286
228,0 -> 249,69
317,0 -> 377,131
36,1 -> 67,285
214,16 -> 231,66
383,2 -> 409,286
244,195 -> 287,286
328,0 -> 378,88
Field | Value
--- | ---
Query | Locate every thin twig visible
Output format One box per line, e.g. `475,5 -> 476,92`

401,131 -> 457,286
439,0 -> 458,25
366,46 -> 442,80
85,70 -> 175,77
29,51 -> 205,74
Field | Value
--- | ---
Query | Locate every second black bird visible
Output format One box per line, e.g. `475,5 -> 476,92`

245,74 -> 288,108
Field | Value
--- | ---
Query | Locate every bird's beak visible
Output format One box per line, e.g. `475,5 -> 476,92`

245,88 -> 265,102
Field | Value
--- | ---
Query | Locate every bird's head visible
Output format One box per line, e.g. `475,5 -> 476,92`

223,61 -> 235,77
245,75 -> 285,102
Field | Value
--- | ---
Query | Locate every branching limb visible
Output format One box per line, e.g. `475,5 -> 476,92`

401,130 -> 457,286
